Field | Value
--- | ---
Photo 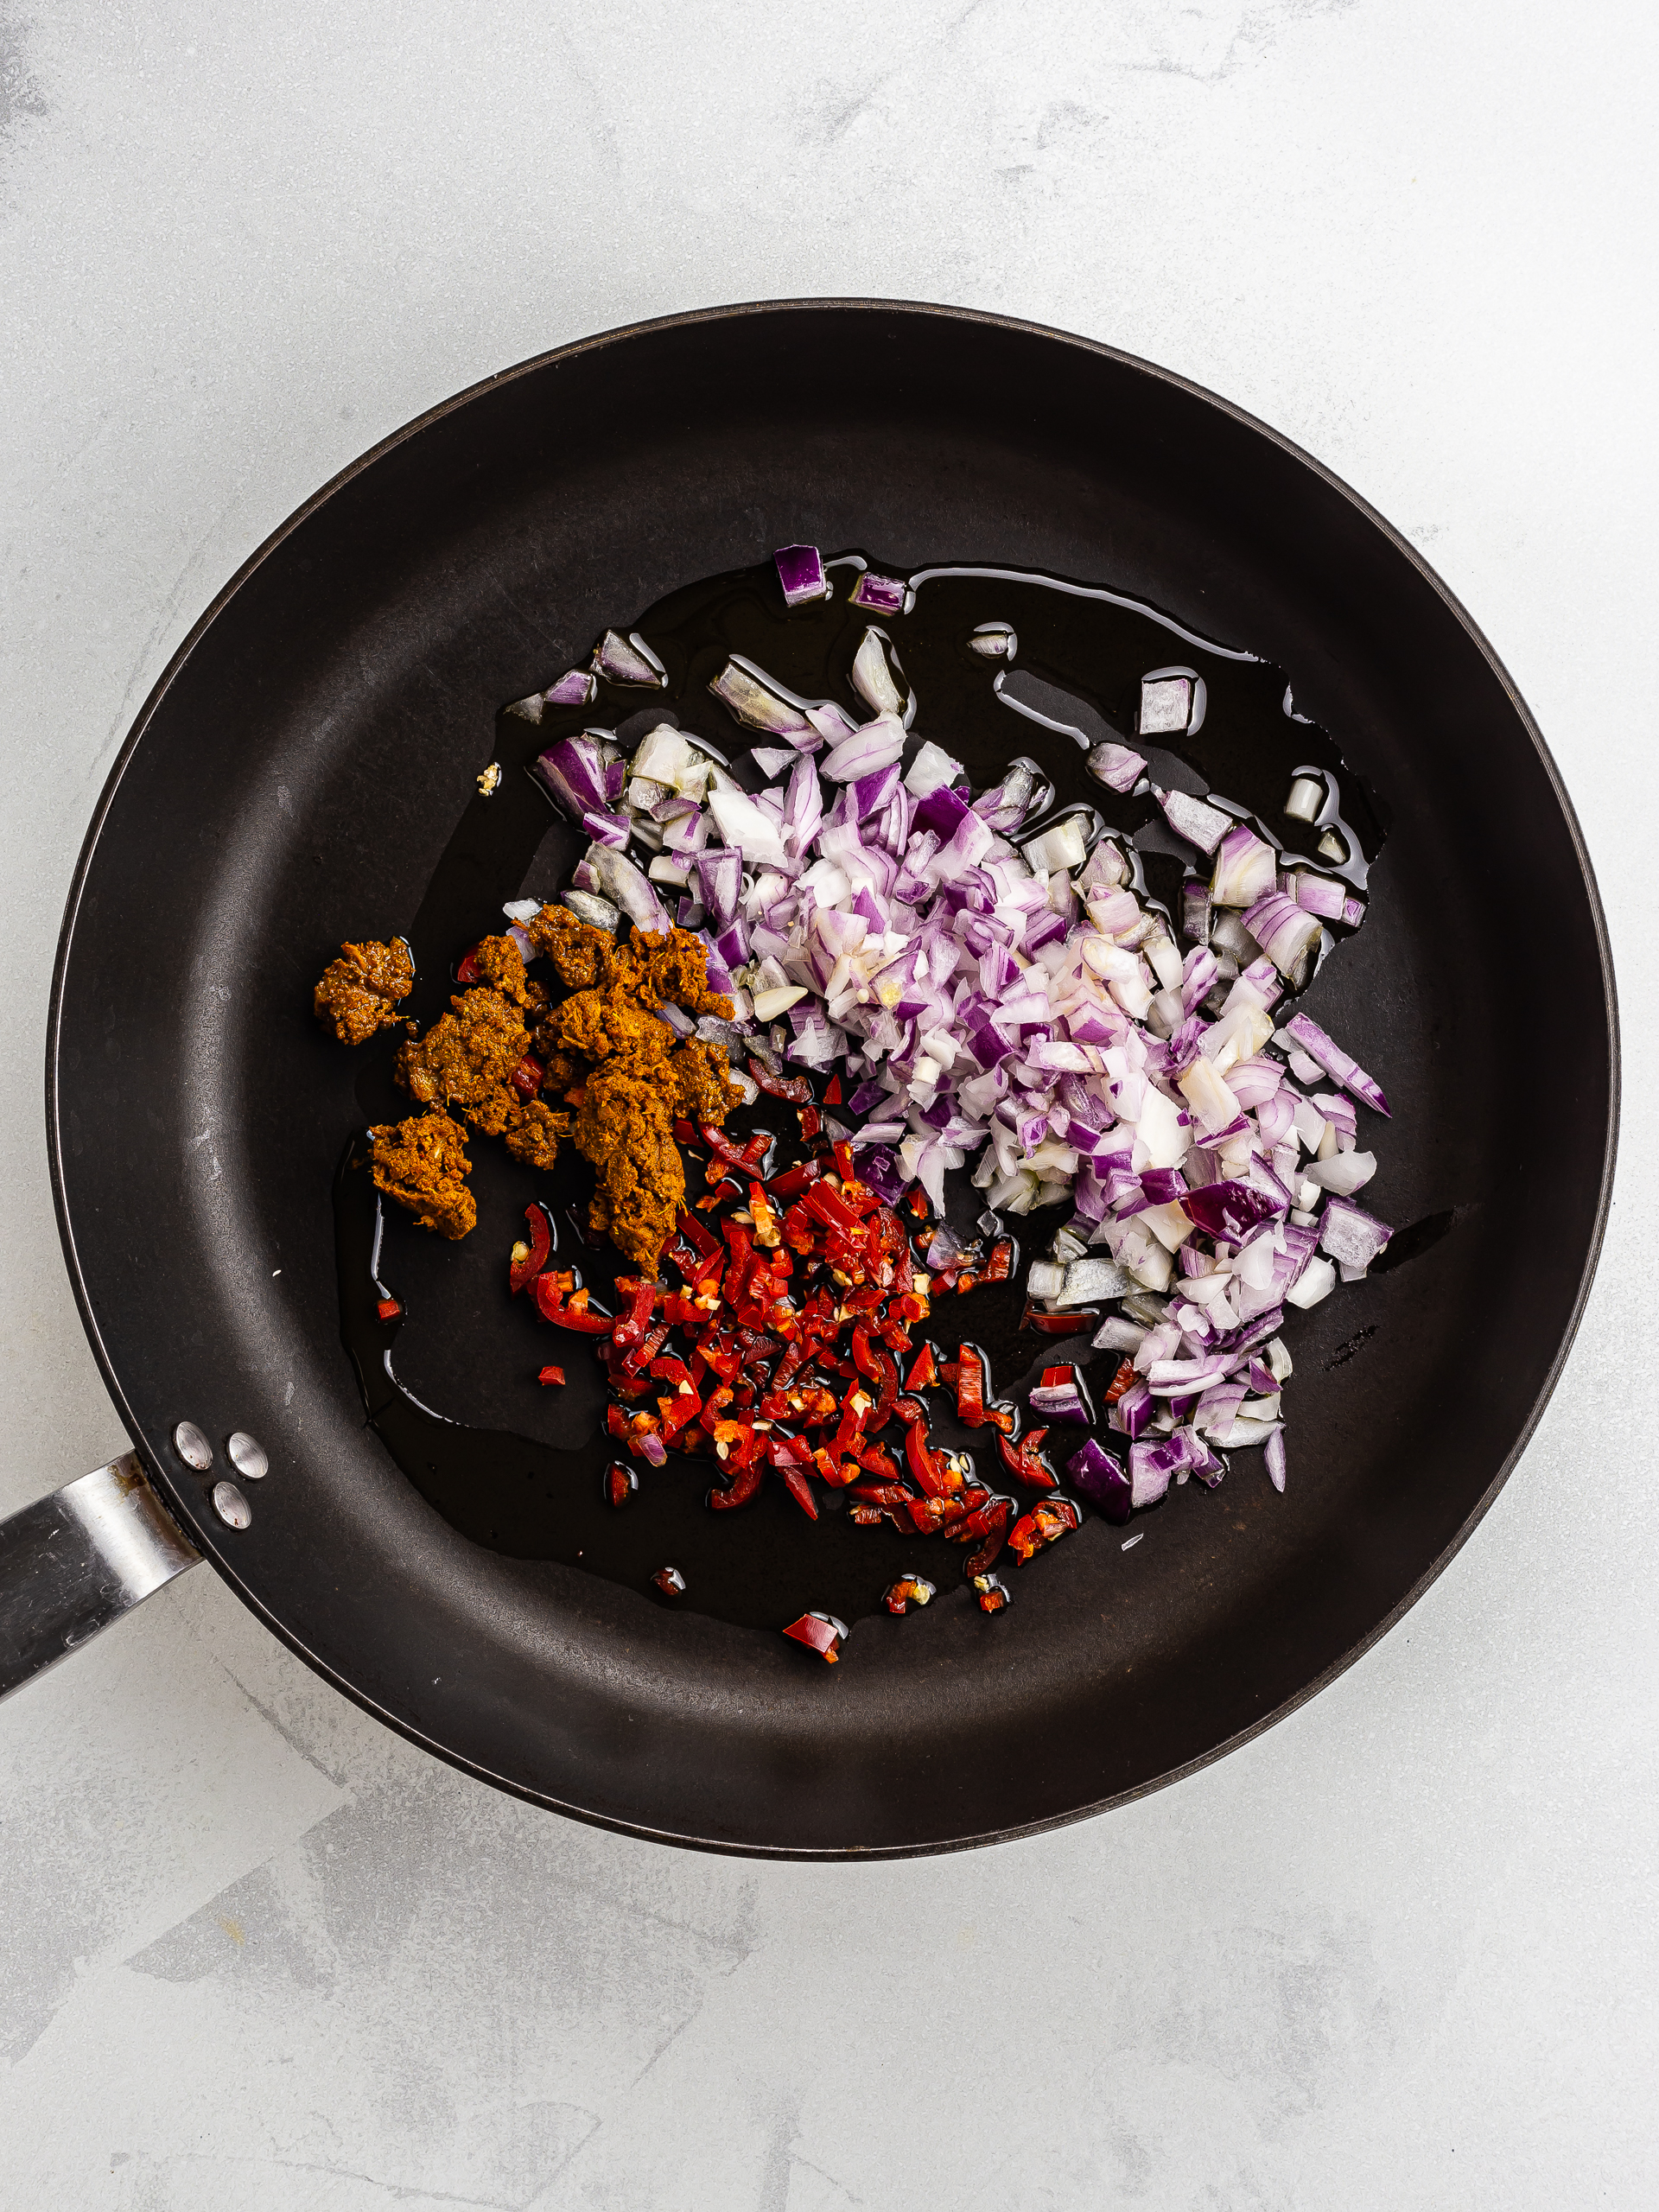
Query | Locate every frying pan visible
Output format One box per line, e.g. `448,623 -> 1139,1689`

1,302 -> 1615,1857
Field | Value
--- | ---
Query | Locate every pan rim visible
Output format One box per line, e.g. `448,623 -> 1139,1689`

43,296 -> 1621,1858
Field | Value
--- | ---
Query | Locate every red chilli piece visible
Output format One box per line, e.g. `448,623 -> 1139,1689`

906,1343 -> 939,1392
882,1575 -> 935,1615
1007,1497 -> 1082,1566
508,1202 -> 553,1294
782,1611 -> 847,1662
1022,1306 -> 1101,1335
652,1566 -> 686,1597
532,1274 -> 613,1333
376,1296 -> 401,1322
777,1461 -> 819,1520
537,1363 -> 566,1388
983,1237 -> 1015,1282
454,944 -> 480,984
971,1573 -> 1010,1615
823,1075 -> 843,1105
510,1052 -> 544,1099
1102,1357 -> 1137,1404
605,1461 -> 639,1509
749,1057 -> 812,1103
996,1429 -> 1057,1491
964,1498 -> 1014,1578
955,1344 -> 989,1428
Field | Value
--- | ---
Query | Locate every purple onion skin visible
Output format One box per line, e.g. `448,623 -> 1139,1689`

1068,1439 -> 1132,1524
1181,1179 -> 1281,1242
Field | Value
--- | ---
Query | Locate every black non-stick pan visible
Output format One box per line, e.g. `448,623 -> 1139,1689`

6,302 -> 1615,1857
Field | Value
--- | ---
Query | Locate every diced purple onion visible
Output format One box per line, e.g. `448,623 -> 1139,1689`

594,630 -> 665,688
546,668 -> 597,708
1283,1011 -> 1391,1117
1069,1438 -> 1131,1523
1317,1195 -> 1392,1270
1264,1428 -> 1287,1492
1087,741 -> 1147,795
1181,1179 -> 1281,1241
532,734 -> 613,822
1157,788 -> 1232,855
581,843 -> 671,933
774,543 -> 828,607
851,570 -> 906,615
709,658 -> 813,736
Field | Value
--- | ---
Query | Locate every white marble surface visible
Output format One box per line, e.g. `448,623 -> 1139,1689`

3,3 -> 1655,2204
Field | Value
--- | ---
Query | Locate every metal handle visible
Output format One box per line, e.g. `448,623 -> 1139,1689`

0,1453 -> 201,1700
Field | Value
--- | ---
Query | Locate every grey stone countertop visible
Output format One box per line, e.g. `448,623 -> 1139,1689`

2,3 -> 1654,2206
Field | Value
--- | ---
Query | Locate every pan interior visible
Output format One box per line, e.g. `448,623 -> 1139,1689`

49,306 -> 1613,1854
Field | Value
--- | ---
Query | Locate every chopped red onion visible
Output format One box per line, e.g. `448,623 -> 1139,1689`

1157,788 -> 1231,855
1293,871 -> 1347,921
559,888 -> 620,932
1264,1428 -> 1287,1491
852,571 -> 906,615
536,558 -> 1395,1522
1284,773 -> 1325,823
774,543 -> 829,607
1069,1438 -> 1132,1522
594,630 -> 666,688
581,843 -> 671,932
1317,1195 -> 1391,1269
1283,1011 -> 1389,1117
533,733 -> 614,822
709,657 -> 814,737
1211,825 -> 1279,911
1139,673 -> 1196,738
851,628 -> 906,717
1087,741 -> 1147,794
905,741 -> 963,798
823,714 -> 905,782
1243,890 -> 1323,982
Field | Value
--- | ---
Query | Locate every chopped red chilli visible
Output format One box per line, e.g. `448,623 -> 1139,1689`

783,1611 -> 847,1661
882,1575 -> 936,1615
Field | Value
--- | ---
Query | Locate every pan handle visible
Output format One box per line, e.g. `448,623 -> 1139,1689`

0,1454 -> 201,1701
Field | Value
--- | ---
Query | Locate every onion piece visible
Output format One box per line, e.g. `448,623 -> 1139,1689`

774,543 -> 829,607
1282,1011 -> 1391,1117
1284,773 -> 1325,823
905,741 -> 963,798
850,627 -> 907,717
1087,741 -> 1147,794
532,732 -> 613,822
1243,891 -> 1322,982
1156,788 -> 1232,855
1139,673 -> 1196,737
1305,1149 -> 1376,1196
594,631 -> 666,688
709,658 -> 815,737
1317,1195 -> 1392,1270
1211,823 -> 1278,909
823,714 -> 906,783
852,571 -> 906,615
559,888 -> 620,932
579,842 -> 671,933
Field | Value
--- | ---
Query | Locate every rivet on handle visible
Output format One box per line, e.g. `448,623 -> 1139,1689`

226,1432 -> 269,1480
211,1481 -> 251,1530
173,1421 -> 213,1471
